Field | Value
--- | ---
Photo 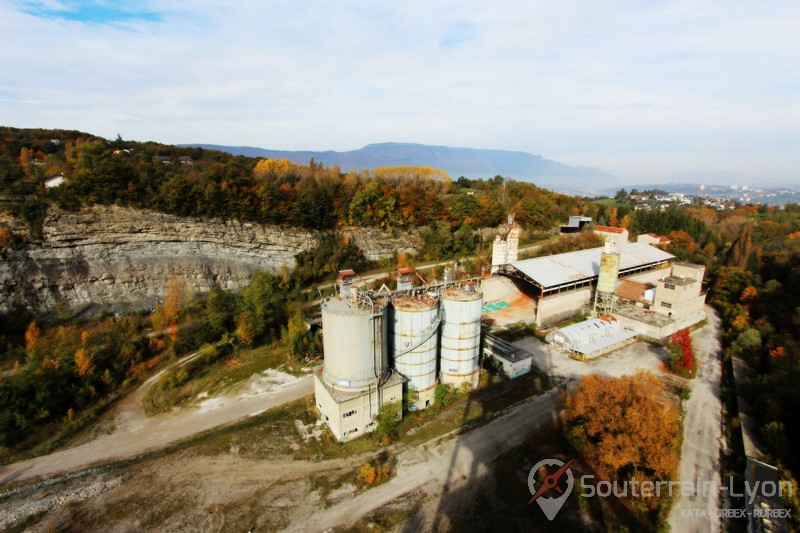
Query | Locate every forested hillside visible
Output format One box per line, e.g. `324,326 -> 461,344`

0,127 -> 590,239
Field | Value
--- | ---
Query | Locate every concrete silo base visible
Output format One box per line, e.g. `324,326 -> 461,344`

440,371 -> 480,390
410,384 -> 437,410
313,368 -> 404,442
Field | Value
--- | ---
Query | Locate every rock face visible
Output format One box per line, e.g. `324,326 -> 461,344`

342,226 -> 423,262
0,206 -> 424,314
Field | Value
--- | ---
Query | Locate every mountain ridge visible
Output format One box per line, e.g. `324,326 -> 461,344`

180,141 -> 612,185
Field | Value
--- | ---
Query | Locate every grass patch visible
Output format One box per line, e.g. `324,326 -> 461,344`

143,340 -> 308,415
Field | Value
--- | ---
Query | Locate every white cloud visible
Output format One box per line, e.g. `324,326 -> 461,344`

0,0 -> 798,182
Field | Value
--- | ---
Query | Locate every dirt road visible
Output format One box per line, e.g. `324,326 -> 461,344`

285,388 -> 562,532
0,370 -> 312,485
667,307 -> 722,532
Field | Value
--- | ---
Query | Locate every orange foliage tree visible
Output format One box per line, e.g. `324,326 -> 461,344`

563,371 -> 681,483
24,321 -> 40,351
667,229 -> 697,253
74,347 -> 94,377
163,273 -> 184,339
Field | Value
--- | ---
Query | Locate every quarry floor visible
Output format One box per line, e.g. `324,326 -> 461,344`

0,308 -> 722,532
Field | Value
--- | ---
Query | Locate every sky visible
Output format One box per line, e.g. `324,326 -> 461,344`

1,0 -> 799,184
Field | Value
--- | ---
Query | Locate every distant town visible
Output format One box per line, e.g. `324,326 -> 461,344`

590,183 -> 800,209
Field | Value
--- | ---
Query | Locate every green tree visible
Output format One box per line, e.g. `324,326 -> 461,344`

70,140 -> 135,204
376,401 -> 402,437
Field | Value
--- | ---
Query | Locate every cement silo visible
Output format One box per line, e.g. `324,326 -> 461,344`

440,284 -> 483,388
592,240 -> 620,316
392,295 -> 441,409
321,295 -> 388,391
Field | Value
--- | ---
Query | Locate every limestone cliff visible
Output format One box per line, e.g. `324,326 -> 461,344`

0,206 -> 422,314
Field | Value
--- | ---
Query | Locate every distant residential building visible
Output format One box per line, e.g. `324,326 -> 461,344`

560,215 -> 592,234
593,225 -> 629,247
637,233 -> 671,247
178,156 -> 194,165
152,156 -> 171,164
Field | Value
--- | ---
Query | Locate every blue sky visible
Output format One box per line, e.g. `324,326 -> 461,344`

1,0 -> 798,184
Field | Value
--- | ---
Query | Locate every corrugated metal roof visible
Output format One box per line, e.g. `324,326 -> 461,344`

507,242 -> 674,289
549,316 -> 637,356
616,280 -> 652,302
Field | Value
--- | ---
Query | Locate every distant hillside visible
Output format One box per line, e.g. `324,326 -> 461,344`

181,142 -> 612,185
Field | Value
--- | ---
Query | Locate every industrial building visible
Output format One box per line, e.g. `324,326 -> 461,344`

495,242 -> 674,327
491,214 -> 520,273
613,261 -> 707,339
492,230 -> 707,357
483,333 -> 533,378
560,215 -> 592,234
313,272 -> 404,441
545,315 -> 637,360
314,270 -> 484,441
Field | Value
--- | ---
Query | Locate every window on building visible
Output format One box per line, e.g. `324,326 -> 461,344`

661,301 -> 672,308
664,283 -> 676,290
343,409 -> 357,418
343,428 -> 359,436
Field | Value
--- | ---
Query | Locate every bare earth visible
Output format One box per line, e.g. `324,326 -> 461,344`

0,367 -> 313,485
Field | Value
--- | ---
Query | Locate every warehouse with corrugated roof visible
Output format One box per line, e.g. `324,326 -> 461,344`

545,315 -> 637,359
494,242 -> 674,327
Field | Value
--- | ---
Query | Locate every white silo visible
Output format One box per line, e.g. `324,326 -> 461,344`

592,240 -> 620,316
321,295 -> 387,391
392,295 -> 440,409
440,283 -> 483,389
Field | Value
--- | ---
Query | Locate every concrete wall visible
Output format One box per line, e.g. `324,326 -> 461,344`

498,357 -> 531,378
654,280 -> 704,319
614,304 -> 706,340
314,374 -> 403,442
672,262 -> 705,281
613,313 -> 674,339
536,287 -> 592,327
596,229 -> 629,247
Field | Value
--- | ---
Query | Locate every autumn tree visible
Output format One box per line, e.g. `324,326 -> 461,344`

563,372 -> 681,484
283,310 -> 313,358
0,227 -> 10,250
74,347 -> 94,377
235,312 -> 256,346
609,207 -> 619,227
667,229 -> 697,253
19,147 -> 34,176
162,273 -> 184,340
668,328 -> 696,376
24,321 -> 40,351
